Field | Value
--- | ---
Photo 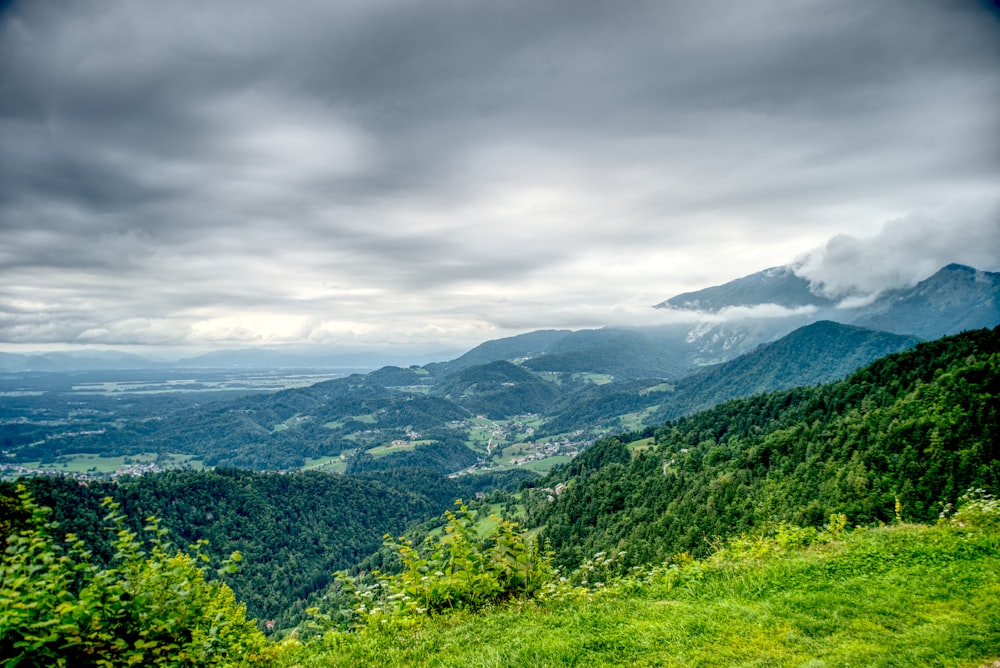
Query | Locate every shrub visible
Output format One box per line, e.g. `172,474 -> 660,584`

946,487 -> 1000,531
0,486 -> 271,667
334,503 -> 555,627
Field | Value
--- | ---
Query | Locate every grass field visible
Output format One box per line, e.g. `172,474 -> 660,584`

618,405 -> 661,431
366,440 -> 435,458
301,455 -> 347,473
626,436 -> 655,456
519,455 -> 573,473
279,521 -> 1000,667
9,452 -> 203,476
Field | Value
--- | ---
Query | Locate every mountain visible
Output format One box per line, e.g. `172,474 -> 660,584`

173,348 -> 401,369
0,347 -> 461,373
531,325 -> 1000,569
652,263 -> 1000,364
430,326 -> 695,380
652,321 -> 922,421
174,349 -> 319,368
655,265 -> 836,311
432,330 -> 571,373
535,321 -> 922,436
850,263 -> 1000,338
431,360 -> 561,419
520,326 -> 694,378
0,350 -> 168,371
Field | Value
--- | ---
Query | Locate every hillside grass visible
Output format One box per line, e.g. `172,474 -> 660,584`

279,522 -> 1000,667
11,452 -> 203,475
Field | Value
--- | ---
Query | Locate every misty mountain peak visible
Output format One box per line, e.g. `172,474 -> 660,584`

654,265 -> 834,312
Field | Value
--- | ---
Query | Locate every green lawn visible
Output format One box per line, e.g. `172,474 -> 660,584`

520,455 -> 573,473
13,452 -> 203,475
279,523 -> 1000,667
366,440 -> 434,458
301,456 -> 347,473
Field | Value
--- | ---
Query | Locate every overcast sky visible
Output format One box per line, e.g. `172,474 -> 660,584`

1,0 -> 998,354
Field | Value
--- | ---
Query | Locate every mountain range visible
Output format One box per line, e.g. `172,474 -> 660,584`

6,320 -> 923,472
4,262 -> 998,474
2,263 -> 996,375
656,263 -> 1000,360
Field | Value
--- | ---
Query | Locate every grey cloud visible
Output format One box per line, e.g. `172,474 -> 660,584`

794,202 -> 1000,298
0,0 -> 998,348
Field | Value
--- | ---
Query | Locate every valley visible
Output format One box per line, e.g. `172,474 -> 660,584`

0,320 -> 929,479
0,368 -> 359,479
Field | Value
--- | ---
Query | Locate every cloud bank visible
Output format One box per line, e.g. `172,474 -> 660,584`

794,203 -> 1000,299
0,0 -> 998,351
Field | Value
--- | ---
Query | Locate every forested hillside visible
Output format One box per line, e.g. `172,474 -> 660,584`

0,468 -> 517,628
649,320 -> 921,421
531,326 -> 1000,568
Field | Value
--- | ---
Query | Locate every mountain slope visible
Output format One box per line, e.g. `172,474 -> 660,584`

522,327 -> 693,379
655,265 -> 835,311
538,322 -> 921,436
432,330 -> 571,373
431,360 -> 560,418
651,320 -> 922,421
2,469 -> 453,628
532,325 -> 1000,568
851,263 -> 1000,338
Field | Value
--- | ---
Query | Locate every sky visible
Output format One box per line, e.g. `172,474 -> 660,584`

1,0 -> 999,356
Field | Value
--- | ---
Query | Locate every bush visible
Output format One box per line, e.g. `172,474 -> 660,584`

334,503 -> 555,627
0,486 -> 272,667
946,487 -> 1000,531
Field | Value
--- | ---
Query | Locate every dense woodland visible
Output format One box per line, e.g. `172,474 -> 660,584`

0,466 -> 530,629
529,326 -> 999,568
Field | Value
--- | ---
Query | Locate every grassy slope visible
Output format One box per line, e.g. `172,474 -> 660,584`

281,522 -> 1000,667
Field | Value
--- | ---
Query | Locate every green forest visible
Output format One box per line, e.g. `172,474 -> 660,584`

2,326 -> 998,666
529,326 -> 999,568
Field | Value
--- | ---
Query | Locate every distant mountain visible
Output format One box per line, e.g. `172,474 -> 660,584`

174,349 -> 323,368
655,266 -> 836,311
0,347 -> 459,373
429,327 -> 695,381
537,321 -> 923,436
434,330 -> 571,373
652,263 -> 1000,364
454,263 -> 995,380
0,350 -> 168,372
850,264 -> 1000,339
520,327 -> 694,379
652,321 -> 922,421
